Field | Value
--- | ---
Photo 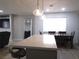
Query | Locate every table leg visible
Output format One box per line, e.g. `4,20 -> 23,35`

25,48 -> 28,59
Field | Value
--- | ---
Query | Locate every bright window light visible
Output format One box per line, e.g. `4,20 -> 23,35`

43,18 -> 66,32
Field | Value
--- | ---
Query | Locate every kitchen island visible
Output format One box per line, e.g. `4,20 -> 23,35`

12,34 -> 57,59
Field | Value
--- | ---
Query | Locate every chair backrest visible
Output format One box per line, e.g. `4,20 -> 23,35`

71,31 -> 75,39
40,32 -> 48,35
71,31 -> 75,36
24,31 -> 30,39
48,31 -> 56,34
58,31 -> 66,35
55,35 -> 68,48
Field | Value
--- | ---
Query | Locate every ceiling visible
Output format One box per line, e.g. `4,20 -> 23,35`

0,0 -> 79,15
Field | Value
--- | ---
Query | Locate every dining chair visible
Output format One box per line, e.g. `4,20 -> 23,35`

55,35 -> 66,48
70,31 -> 75,48
58,31 -> 66,35
40,31 -> 48,35
48,31 -> 56,35
55,35 -> 73,48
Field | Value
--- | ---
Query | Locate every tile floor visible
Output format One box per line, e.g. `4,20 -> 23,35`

0,47 -> 79,59
0,41 -> 79,59
57,49 -> 79,59
0,46 -> 25,59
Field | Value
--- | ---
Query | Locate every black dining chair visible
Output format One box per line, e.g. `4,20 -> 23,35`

58,31 -> 66,35
40,31 -> 48,35
70,31 -> 75,48
55,35 -> 73,48
71,31 -> 75,37
48,31 -> 56,35
55,35 -> 66,48
9,47 -> 26,59
24,31 -> 30,39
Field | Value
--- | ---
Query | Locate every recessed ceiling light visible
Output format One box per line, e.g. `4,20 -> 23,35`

46,9 -> 50,12
0,10 -> 3,13
61,8 -> 66,11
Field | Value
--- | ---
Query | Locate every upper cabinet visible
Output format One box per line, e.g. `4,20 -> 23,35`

0,15 -> 12,32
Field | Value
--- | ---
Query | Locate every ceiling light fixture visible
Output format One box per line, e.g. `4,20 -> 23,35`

61,8 -> 66,11
41,15 -> 46,20
33,0 -> 43,16
46,9 -> 50,12
0,10 -> 3,13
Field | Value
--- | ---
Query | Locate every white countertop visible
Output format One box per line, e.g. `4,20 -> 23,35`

12,34 -> 57,50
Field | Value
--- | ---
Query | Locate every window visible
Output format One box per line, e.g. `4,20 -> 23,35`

43,18 -> 66,32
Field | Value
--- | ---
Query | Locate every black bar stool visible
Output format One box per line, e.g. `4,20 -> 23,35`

9,47 -> 26,59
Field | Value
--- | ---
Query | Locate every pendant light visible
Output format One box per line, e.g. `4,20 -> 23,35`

33,0 -> 43,16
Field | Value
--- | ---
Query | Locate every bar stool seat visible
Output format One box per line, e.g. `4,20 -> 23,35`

9,47 -> 26,59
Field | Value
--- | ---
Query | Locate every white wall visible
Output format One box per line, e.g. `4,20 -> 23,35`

45,12 -> 79,44
32,16 -> 43,35
12,15 -> 34,40
12,15 -> 25,40
32,12 -> 79,44
12,12 -> 79,44
12,15 -> 42,40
